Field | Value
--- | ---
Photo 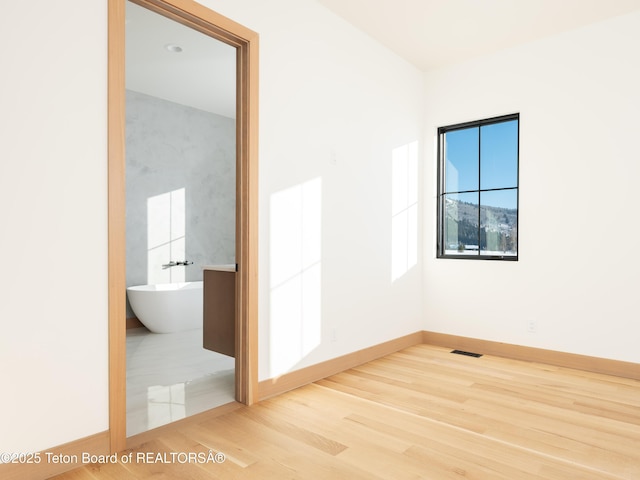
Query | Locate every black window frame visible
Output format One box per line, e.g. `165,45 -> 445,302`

437,113 -> 519,261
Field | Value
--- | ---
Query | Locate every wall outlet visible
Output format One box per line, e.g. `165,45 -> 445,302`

329,149 -> 337,166
330,328 -> 338,343
527,320 -> 537,333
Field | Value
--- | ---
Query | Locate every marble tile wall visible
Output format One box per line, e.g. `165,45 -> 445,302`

125,90 -> 236,305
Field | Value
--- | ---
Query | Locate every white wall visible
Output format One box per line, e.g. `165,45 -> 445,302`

0,1 -> 109,453
199,0 -> 425,379
0,0 -> 424,454
423,11 -> 640,362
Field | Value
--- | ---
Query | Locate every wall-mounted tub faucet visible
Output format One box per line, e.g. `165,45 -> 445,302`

162,260 -> 193,269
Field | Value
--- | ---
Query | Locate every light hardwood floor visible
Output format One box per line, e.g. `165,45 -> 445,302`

54,344 -> 640,479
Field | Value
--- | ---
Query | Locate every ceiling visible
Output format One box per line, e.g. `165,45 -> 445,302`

126,0 -> 640,115
126,1 -> 236,118
318,0 -> 640,71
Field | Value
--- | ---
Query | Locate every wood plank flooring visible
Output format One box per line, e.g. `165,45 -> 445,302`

53,344 -> 640,479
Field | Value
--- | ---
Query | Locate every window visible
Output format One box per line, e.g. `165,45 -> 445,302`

437,114 -> 519,260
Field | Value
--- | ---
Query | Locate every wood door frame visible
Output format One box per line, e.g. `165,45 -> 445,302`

108,0 -> 259,453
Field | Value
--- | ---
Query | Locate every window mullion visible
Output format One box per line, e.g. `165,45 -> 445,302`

477,126 -> 481,256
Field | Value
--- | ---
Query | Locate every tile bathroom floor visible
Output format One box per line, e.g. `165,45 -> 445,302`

126,327 -> 235,437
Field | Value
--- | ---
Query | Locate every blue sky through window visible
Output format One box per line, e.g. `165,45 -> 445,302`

445,127 -> 478,193
480,120 -> 518,191
444,119 -> 517,209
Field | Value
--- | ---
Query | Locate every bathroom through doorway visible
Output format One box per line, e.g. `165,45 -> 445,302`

107,0 -> 259,453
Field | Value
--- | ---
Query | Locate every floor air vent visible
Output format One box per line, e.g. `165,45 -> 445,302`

451,349 -> 483,358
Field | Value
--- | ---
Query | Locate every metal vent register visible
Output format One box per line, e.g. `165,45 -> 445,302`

451,350 -> 483,358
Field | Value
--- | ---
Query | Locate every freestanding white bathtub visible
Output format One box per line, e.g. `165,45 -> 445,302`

126,281 -> 203,333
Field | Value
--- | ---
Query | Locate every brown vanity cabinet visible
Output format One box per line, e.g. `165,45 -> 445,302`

203,269 -> 235,357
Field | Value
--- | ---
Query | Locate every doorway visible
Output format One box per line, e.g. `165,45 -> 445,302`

125,1 -> 238,437
108,0 -> 258,453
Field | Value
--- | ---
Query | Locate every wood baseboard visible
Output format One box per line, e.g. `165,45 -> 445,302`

257,330 -> 639,402
422,331 -> 640,380
0,431 -> 109,480
258,331 -> 424,400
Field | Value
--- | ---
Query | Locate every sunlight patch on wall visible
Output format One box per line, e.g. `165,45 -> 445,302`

270,178 -> 322,377
147,188 -> 186,284
391,142 -> 418,282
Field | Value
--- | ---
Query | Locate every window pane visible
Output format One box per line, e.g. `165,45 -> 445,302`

480,120 -> 518,190
480,189 -> 517,255
443,192 -> 479,255
444,127 -> 479,193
